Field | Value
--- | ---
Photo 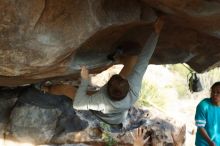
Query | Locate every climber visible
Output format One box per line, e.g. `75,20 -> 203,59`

72,16 -> 164,126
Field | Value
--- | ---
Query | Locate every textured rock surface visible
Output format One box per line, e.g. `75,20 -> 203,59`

0,87 -> 184,145
1,0 -> 220,86
8,87 -> 88,144
9,103 -> 61,143
0,88 -> 18,136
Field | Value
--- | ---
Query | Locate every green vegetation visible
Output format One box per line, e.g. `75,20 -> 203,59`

100,122 -> 117,146
200,68 -> 220,90
175,82 -> 189,98
137,64 -> 220,108
167,64 -> 191,78
167,64 -> 190,77
166,64 -> 193,98
137,81 -> 166,108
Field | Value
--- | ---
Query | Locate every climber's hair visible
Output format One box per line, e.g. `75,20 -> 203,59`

107,74 -> 129,101
106,41 -> 140,100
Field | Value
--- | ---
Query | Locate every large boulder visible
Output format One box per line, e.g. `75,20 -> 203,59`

1,0 -> 220,86
8,87 -> 88,144
0,88 -> 19,137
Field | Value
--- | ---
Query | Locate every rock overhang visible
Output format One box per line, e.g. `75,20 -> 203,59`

1,0 -> 220,86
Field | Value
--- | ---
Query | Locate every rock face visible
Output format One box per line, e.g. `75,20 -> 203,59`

1,0 -> 220,86
0,88 -> 18,137
8,87 -> 88,144
0,86 -> 185,146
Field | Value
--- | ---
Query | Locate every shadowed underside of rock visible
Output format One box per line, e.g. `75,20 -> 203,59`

1,0 -> 220,86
